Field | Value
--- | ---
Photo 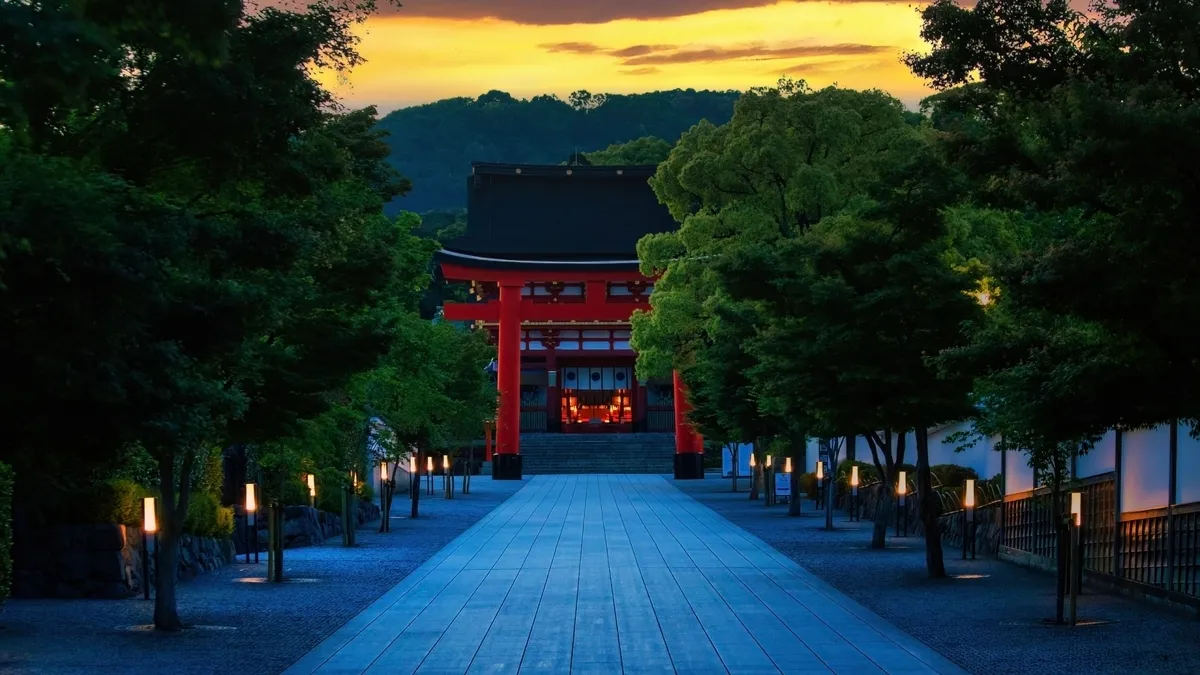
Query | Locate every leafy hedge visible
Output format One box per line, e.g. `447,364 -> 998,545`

0,462 -> 12,606
184,492 -> 235,539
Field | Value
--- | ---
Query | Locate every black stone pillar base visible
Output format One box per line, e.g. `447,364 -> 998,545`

674,452 -> 705,480
492,454 -> 523,480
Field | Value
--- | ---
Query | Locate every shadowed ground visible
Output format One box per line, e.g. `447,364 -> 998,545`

0,478 -> 524,675
675,475 -> 1200,675
286,475 -> 965,675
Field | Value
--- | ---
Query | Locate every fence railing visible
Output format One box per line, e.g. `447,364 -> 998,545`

998,472 -> 1199,605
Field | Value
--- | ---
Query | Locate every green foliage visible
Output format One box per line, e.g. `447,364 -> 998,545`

183,492 -> 234,539
585,136 -> 672,166
95,479 -> 152,527
376,90 -> 738,213
357,481 -> 374,504
911,0 -> 1200,450
797,472 -> 820,499
837,460 -> 878,490
0,462 -> 12,606
929,464 -> 979,489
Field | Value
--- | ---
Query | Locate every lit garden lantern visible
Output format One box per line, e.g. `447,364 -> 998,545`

849,465 -> 860,522
962,479 -> 977,560
1069,491 -> 1083,626
141,497 -> 157,601
244,483 -> 259,564
816,460 -> 825,508
896,471 -> 908,537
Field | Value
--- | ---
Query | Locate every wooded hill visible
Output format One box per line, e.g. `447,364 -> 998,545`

376,89 -> 739,214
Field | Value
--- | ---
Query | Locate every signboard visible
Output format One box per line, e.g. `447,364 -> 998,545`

775,472 -> 792,500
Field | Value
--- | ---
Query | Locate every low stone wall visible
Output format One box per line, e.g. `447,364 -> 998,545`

232,500 -> 380,554
12,523 -> 233,599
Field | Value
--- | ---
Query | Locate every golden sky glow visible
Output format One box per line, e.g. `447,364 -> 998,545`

317,1 -> 936,113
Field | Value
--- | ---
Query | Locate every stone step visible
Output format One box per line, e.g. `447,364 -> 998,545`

514,432 -> 677,475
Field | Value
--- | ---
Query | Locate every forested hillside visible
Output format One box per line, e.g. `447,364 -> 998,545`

377,89 -> 739,214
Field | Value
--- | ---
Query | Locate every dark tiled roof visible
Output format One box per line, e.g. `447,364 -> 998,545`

447,163 -> 679,262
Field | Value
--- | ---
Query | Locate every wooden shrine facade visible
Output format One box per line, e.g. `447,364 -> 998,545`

435,162 -> 705,481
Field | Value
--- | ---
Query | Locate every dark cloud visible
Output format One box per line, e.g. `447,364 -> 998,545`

539,42 -> 604,54
610,44 -> 678,58
621,43 -> 893,66
370,0 -> 886,25
623,67 -> 662,76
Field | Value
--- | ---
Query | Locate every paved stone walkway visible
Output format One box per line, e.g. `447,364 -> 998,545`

285,475 -> 965,675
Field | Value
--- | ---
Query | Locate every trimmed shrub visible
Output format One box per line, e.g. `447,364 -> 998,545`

0,462 -> 12,606
357,480 -> 374,504
797,472 -> 819,499
94,479 -> 151,527
184,491 -> 235,539
837,460 -> 878,490
282,475 -> 311,506
930,464 -> 979,489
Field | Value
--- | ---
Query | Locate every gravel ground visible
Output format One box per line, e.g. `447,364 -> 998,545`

674,475 -> 1200,675
0,477 -> 525,675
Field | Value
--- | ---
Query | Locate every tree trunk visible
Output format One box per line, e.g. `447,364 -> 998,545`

153,449 -> 195,632
730,444 -> 739,493
871,489 -> 893,549
824,441 -> 840,531
748,440 -> 761,501
866,433 -> 889,549
916,427 -> 946,578
1053,486 -> 1066,624
153,533 -> 182,630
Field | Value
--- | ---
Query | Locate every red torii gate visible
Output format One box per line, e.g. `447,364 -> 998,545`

440,262 -> 704,480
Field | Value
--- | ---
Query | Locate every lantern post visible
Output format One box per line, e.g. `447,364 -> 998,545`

962,479 -> 977,560
142,497 -> 157,600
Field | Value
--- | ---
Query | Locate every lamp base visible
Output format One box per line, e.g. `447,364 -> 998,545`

674,452 -> 704,480
492,454 -> 523,480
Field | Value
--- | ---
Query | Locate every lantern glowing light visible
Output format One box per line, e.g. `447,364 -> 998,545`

427,456 -> 434,472
380,461 -> 388,481
307,474 -> 316,497
816,461 -> 824,480
851,465 -> 859,487
245,483 -> 257,513
749,453 -> 756,468
765,455 -> 773,468
964,479 -> 975,508
785,457 -> 792,473
443,455 -> 450,470
897,471 -> 907,496
143,497 -> 157,533
1070,492 -> 1082,527
410,454 -> 418,474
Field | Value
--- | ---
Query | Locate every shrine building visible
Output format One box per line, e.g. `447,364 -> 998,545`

437,163 -> 704,481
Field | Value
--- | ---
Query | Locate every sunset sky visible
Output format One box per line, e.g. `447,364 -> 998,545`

316,0 -> 941,113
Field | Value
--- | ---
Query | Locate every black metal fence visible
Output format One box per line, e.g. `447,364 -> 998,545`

1002,473 -> 1199,604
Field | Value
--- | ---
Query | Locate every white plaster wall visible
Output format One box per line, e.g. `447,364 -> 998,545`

1177,426 -> 1200,505
1005,447 -> 1035,494
1121,425 -> 1172,513
1076,430 -> 1117,479
927,423 -> 1000,479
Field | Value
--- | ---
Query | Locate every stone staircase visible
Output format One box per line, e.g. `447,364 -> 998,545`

518,433 -> 676,475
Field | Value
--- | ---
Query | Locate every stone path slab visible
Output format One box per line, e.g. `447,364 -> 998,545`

284,475 -> 966,675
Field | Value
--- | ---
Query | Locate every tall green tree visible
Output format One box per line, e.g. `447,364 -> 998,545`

0,0 -> 417,630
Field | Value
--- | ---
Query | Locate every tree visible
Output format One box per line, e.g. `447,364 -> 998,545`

906,0 -> 1200,435
0,0 -> 416,630
586,136 -> 672,165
